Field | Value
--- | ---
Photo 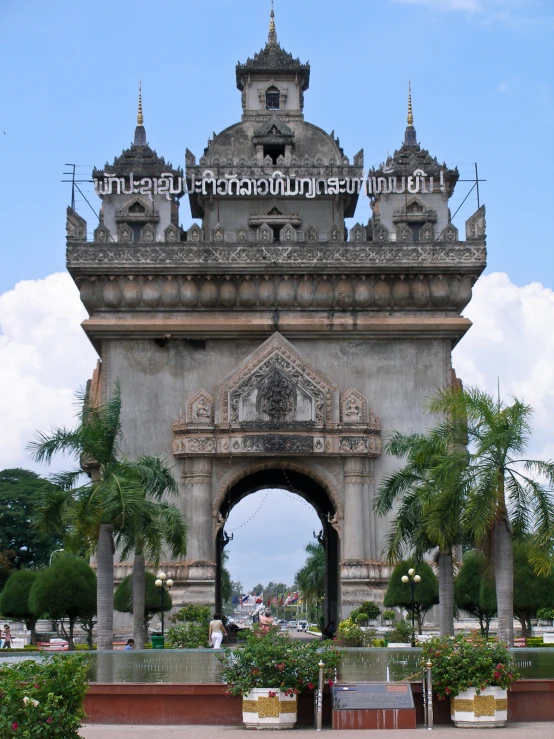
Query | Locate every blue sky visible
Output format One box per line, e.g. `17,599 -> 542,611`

1,0 -> 553,589
1,0 -> 553,291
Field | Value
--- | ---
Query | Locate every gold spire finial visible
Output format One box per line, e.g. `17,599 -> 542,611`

269,0 -> 276,39
407,81 -> 413,126
137,81 -> 144,126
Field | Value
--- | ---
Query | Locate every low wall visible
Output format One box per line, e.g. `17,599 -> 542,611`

85,680 -> 554,725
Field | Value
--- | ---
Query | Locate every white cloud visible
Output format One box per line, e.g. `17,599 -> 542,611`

0,272 -> 98,473
454,272 -> 554,462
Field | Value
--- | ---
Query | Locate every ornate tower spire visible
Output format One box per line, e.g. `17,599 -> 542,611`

137,81 -> 144,126
268,0 -> 277,44
134,82 -> 147,146
404,81 -> 417,147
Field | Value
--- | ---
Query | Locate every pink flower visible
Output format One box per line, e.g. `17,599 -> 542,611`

275,663 -> 285,672
11,723 -> 18,731
46,718 -> 52,725
268,691 -> 277,698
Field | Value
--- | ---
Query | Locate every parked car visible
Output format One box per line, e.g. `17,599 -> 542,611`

287,620 -> 297,629
280,622 -> 288,631
296,620 -> 308,632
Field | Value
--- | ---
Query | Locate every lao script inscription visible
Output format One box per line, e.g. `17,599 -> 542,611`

332,683 -> 414,711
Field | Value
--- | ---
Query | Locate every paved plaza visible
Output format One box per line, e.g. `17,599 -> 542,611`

80,723 -> 553,739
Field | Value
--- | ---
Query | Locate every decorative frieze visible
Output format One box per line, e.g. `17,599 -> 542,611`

172,431 -> 381,457
67,242 -> 486,272
75,272 -> 477,312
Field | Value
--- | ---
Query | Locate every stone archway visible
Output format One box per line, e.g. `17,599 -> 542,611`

215,465 -> 340,625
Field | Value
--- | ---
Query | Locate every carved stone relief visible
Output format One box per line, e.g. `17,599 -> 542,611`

340,388 -> 367,425
186,389 -> 214,424
219,332 -> 333,426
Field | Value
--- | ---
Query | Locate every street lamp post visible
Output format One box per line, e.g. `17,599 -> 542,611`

154,572 -> 174,647
401,568 -> 421,647
49,549 -> 64,567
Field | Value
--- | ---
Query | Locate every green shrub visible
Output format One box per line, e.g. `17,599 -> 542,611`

166,622 -> 209,648
218,626 -> 340,697
350,601 -> 381,624
420,633 -> 519,700
526,636 -> 544,647
372,638 -> 386,647
171,604 -> 211,624
537,608 -> 554,620
0,653 -> 89,738
382,610 -> 396,622
335,618 -> 364,647
386,619 -> 414,644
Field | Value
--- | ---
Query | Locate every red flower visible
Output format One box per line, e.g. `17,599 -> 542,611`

268,691 -> 277,698
445,687 -> 451,694
328,680 -> 334,687
11,723 -> 18,731
275,663 -> 285,671
494,671 -> 501,680
46,717 -> 52,724
307,683 -> 314,690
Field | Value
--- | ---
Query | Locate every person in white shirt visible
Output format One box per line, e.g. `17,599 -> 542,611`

208,612 -> 227,649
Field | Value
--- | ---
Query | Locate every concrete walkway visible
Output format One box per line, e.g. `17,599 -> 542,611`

80,723 -> 553,738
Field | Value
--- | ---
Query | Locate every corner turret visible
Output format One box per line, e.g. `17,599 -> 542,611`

368,86 -> 460,243
91,87 -> 183,244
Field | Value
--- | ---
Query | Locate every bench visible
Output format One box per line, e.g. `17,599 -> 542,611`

514,638 -> 526,648
37,639 -> 68,651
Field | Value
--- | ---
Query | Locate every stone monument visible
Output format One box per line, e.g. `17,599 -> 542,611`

66,8 -> 486,622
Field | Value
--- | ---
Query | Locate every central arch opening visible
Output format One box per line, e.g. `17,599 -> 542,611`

216,468 -> 339,625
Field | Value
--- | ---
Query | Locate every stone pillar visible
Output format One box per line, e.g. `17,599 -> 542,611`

176,458 -> 216,608
342,457 -> 367,560
182,457 -> 213,562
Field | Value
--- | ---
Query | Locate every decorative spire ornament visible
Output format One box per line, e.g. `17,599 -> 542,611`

404,82 -> 417,147
268,0 -> 277,44
134,82 -> 147,146
137,81 -> 144,126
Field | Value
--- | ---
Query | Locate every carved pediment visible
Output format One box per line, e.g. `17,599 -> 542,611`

219,332 -> 334,427
172,334 -> 382,458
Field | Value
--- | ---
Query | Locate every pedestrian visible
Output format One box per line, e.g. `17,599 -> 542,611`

208,612 -> 227,649
322,620 -> 336,640
259,609 -> 274,626
1,624 -> 11,649
124,638 -> 135,650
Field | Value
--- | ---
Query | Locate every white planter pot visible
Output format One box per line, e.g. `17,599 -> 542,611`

242,687 -> 298,729
451,686 -> 507,728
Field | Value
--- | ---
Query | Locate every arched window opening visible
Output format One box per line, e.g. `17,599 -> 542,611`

266,86 -> 280,110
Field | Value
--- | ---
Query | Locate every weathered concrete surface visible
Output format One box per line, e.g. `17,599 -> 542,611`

80,722 -> 554,738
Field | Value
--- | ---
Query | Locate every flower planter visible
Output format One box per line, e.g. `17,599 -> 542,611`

451,687 -> 508,728
242,687 -> 298,729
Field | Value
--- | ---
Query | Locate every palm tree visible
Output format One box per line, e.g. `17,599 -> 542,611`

295,542 -> 325,605
28,384 -> 183,651
117,469 -> 186,648
429,387 -> 554,645
374,430 -> 466,635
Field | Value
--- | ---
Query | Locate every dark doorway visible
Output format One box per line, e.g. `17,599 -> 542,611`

215,468 -> 339,626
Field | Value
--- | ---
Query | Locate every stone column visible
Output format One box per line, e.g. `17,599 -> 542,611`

181,457 -> 213,562
342,457 -> 367,560
362,458 -> 374,560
